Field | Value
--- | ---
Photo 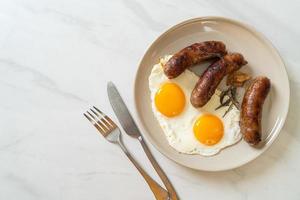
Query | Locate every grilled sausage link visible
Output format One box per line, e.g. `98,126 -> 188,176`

191,53 -> 247,107
240,76 -> 271,145
163,41 -> 227,79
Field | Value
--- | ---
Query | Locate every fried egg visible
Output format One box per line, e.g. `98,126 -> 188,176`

149,55 -> 241,156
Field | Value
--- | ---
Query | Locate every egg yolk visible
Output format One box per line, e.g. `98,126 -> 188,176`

193,114 -> 224,146
155,83 -> 185,117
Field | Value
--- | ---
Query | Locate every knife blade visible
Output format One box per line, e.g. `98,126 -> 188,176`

107,81 -> 141,138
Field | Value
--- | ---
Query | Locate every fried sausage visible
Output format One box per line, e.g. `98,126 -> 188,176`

163,41 -> 227,79
240,76 -> 271,145
191,53 -> 247,107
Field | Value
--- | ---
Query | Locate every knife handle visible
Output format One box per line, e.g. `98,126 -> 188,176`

138,136 -> 179,200
117,136 -> 170,200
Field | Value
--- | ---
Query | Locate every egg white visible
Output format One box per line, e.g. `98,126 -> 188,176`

149,55 -> 242,156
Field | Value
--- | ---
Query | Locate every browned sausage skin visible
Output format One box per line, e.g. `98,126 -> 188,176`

191,53 -> 247,107
240,76 -> 271,145
163,41 -> 227,79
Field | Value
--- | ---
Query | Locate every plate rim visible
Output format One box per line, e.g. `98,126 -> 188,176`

133,16 -> 290,171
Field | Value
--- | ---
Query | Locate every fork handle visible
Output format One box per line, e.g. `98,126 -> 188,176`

138,136 -> 179,200
116,137 -> 169,200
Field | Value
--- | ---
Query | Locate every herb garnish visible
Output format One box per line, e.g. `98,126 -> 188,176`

215,86 -> 240,117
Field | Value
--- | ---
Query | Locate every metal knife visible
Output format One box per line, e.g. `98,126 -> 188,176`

107,81 -> 179,200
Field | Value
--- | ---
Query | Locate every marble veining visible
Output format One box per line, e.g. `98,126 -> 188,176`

0,0 -> 299,199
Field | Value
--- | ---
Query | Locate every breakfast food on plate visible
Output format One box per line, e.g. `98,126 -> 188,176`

149,56 -> 241,156
227,71 -> 252,87
149,40 -> 271,153
163,41 -> 227,79
240,76 -> 271,145
190,53 -> 247,108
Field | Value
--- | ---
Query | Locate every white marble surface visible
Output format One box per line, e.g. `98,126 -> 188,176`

0,0 -> 299,199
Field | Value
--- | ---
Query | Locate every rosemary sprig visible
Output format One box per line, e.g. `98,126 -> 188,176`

215,86 -> 240,117
215,98 -> 230,110
223,103 -> 233,117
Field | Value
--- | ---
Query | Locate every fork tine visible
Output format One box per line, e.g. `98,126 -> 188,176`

93,106 -> 117,128
83,113 -> 105,134
93,106 -> 103,114
90,108 -> 112,129
86,111 -> 108,132
105,116 -> 117,128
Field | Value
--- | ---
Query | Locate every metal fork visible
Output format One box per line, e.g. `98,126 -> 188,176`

84,107 -> 170,200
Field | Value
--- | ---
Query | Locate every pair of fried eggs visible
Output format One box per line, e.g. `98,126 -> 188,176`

149,55 -> 241,156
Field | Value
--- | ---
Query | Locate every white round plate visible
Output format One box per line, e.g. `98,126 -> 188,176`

134,17 -> 289,171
